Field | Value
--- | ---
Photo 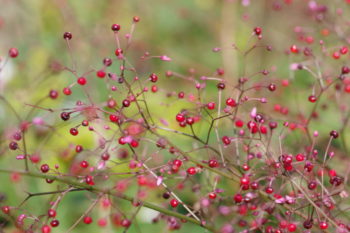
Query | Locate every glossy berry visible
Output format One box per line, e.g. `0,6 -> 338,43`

176,113 -> 185,122
83,216 -> 93,224
70,128 -> 79,136
8,48 -> 19,58
133,16 -> 140,23
41,225 -> 51,233
290,45 -> 299,53
109,114 -> 119,123
308,181 -> 317,190
80,160 -> 89,168
265,186 -> 274,194
234,193 -> 243,203
96,70 -> 106,78
254,27 -> 262,35
207,102 -> 215,110
63,32 -> 72,40
115,48 -> 123,56
170,199 -> 179,207
122,99 -> 130,107
1,206 -> 10,214
268,83 -> 276,91
222,136 -> 231,145
50,219 -> 59,227
187,167 -> 196,175
9,141 -> 18,150
330,130 -> 339,139
217,82 -> 225,90
319,221 -> 328,230
77,77 -> 87,85
49,90 -> 58,99
48,209 -> 56,218
295,153 -> 305,161
287,223 -> 296,232
111,24 -> 121,31
121,219 -> 131,228
75,145 -> 83,153
41,164 -> 50,173
60,112 -> 70,121
149,73 -> 158,82
303,219 -> 313,229
308,95 -> 317,103
208,159 -> 218,168
63,87 -> 72,95
226,98 -> 236,107
208,192 -> 217,199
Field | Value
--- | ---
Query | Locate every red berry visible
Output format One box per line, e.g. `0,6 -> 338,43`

287,223 -> 296,232
173,159 -> 182,167
70,128 -> 79,136
60,112 -> 70,121
265,186 -> 274,194
133,16 -> 140,23
295,153 -> 305,161
41,225 -> 51,233
130,140 -> 139,148
308,95 -> 317,103
207,102 -> 215,110
208,192 -> 217,199
170,199 -> 179,207
48,209 -> 56,218
50,219 -> 59,227
80,160 -> 89,168
234,193 -> 243,203
77,77 -> 87,85
176,113 -> 185,122
208,160 -> 218,168
122,99 -> 130,107
109,114 -> 119,123
290,45 -> 299,53
8,48 -> 19,58
222,136 -> 231,145
226,98 -> 236,107
115,48 -> 123,56
41,164 -> 50,173
63,87 -> 72,95
75,145 -> 83,153
330,130 -> 339,138
83,216 -> 93,224
9,141 -> 18,150
1,206 -> 10,214
49,90 -> 59,99
240,176 -> 250,186
63,32 -> 72,40
254,27 -> 262,35
319,222 -> 328,230
149,73 -> 158,82
96,70 -> 106,78
187,167 -> 196,175
111,24 -> 121,31
121,219 -> 131,228
268,83 -> 276,91
186,117 -> 194,125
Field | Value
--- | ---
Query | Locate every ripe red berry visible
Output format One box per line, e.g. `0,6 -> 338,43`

41,225 -> 51,233
176,113 -> 185,122
41,164 -> 50,173
60,112 -> 70,121
149,73 -> 158,82
234,193 -> 243,203
75,145 -> 83,153
77,77 -> 87,85
48,209 -> 56,218
308,181 -> 317,190
287,223 -> 296,232
115,48 -> 123,56
130,140 -> 139,148
83,216 -> 93,224
319,221 -> 328,230
330,130 -> 339,138
122,99 -> 130,107
170,199 -> 179,207
240,176 -> 250,186
268,83 -> 276,91
50,219 -> 59,227
8,48 -> 19,58
1,206 -> 10,214
217,82 -> 225,90
208,192 -> 217,199
111,24 -> 121,31
254,27 -> 262,35
80,160 -> 89,168
121,219 -> 131,228
342,66 -> 350,74
96,70 -> 106,78
173,159 -> 182,167
186,117 -> 194,125
63,32 -> 72,40
133,16 -> 140,23
265,186 -> 274,194
226,98 -> 236,107
308,95 -> 317,103
187,167 -> 196,175
290,45 -> 299,53
70,128 -> 78,136
208,159 -> 218,168
295,153 -> 305,161
49,90 -> 59,99
9,141 -> 18,150
63,87 -> 72,95
109,114 -> 119,123
222,136 -> 231,145
207,102 -> 215,110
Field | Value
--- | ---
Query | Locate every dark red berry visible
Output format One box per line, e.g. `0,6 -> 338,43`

111,24 -> 121,31
48,209 -> 56,218
330,130 -> 339,139
122,99 -> 130,107
60,112 -> 70,121
8,48 -> 19,58
50,219 -> 59,227
70,128 -> 78,136
63,32 -> 72,40
49,90 -> 59,99
41,164 -> 50,173
9,141 -> 18,150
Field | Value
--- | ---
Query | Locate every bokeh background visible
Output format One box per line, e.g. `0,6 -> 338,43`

1,0 -> 350,232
